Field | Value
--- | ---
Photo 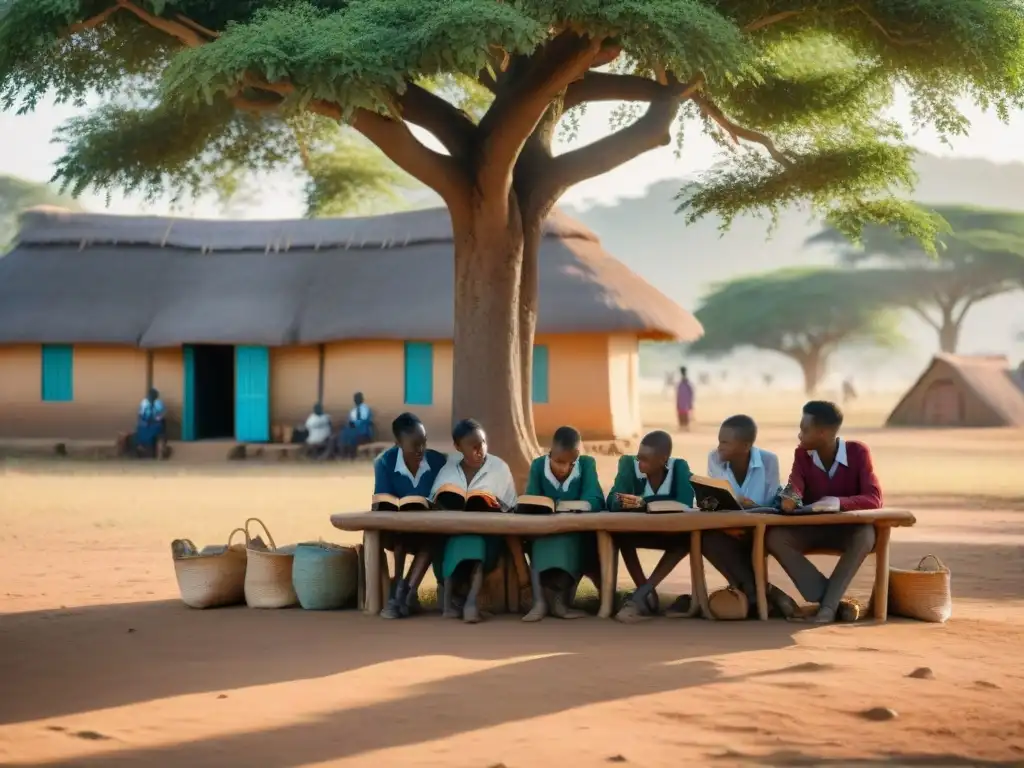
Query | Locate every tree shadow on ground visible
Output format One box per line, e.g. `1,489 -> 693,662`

0,598 -> 800,729
713,749 -> 1024,766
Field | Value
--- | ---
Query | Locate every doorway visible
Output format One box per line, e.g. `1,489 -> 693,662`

192,344 -> 235,439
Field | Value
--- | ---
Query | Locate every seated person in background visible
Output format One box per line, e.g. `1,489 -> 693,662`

521,426 -> 604,622
607,430 -> 695,623
699,414 -> 797,618
430,418 -> 517,624
337,392 -> 373,460
374,412 -> 448,619
767,400 -> 883,624
303,403 -> 332,459
135,388 -> 166,459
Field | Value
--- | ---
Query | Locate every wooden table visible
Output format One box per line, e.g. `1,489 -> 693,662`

330,508 -> 916,621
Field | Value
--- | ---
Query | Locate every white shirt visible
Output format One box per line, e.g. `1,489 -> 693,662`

304,413 -> 331,444
394,450 -> 432,486
544,456 -> 580,491
349,403 -> 370,423
635,457 -> 677,497
430,453 -> 518,511
809,438 -> 848,479
707,446 -> 780,507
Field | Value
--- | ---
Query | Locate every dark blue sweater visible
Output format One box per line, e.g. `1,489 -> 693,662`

373,446 -> 448,498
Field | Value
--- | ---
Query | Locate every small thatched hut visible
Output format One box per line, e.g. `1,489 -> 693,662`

886,354 -> 1024,428
0,206 -> 701,442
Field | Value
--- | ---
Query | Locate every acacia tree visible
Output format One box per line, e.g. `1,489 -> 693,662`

809,204 -> 1024,353
690,268 -> 904,394
2,1 -> 1022,477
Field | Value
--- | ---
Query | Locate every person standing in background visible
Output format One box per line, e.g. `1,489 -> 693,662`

676,366 -> 695,431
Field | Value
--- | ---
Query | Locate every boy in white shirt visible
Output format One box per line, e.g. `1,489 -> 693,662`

304,403 -> 332,458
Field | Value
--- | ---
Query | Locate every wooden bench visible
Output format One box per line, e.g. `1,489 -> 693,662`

329,509 -> 916,621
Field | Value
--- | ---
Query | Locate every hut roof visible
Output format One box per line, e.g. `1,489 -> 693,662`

886,353 -> 1024,427
0,207 -> 701,347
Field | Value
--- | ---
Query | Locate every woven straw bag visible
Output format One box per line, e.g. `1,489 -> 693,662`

292,542 -> 360,610
889,554 -> 952,623
173,528 -> 248,609
244,518 -> 298,608
708,586 -> 749,620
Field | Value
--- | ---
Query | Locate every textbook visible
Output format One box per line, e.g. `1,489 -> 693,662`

615,493 -> 692,514
434,484 -> 503,512
371,494 -> 431,511
515,495 -> 592,515
690,474 -> 744,512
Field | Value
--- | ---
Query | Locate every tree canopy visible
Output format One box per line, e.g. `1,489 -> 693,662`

808,203 -> 1024,352
0,174 -> 83,249
690,267 -> 904,393
4,0 -> 1024,475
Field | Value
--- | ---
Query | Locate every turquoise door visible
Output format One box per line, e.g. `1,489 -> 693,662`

182,345 -> 196,441
235,345 -> 270,442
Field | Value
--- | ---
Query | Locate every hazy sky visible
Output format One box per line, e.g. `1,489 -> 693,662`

3,89 -> 1024,217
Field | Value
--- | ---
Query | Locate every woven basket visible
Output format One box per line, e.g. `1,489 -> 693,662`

889,554 -> 952,623
173,528 -> 248,609
708,586 -> 749,620
244,518 -> 298,609
292,542 -> 360,610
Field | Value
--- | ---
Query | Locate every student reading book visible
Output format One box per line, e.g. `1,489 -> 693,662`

520,426 -> 604,622
373,412 -> 449,619
429,418 -> 517,624
605,431 -> 696,623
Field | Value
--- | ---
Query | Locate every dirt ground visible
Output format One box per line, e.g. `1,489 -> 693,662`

2,391 -> 1024,767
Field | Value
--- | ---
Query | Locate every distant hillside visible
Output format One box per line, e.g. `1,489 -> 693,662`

567,153 -> 1024,390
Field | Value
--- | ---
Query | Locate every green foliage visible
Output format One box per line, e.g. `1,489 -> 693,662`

1,0 -> 1023,237
690,267 -> 906,360
0,174 -> 83,248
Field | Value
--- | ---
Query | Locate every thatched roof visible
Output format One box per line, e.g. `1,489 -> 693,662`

0,207 -> 701,347
886,353 -> 1024,428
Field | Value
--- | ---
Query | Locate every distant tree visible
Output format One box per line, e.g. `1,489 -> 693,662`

0,175 -> 82,249
3,1 -> 1022,477
691,268 -> 904,394
808,204 -> 1024,353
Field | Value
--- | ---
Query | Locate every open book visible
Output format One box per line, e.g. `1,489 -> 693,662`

690,474 -> 744,512
515,495 -> 592,515
615,494 -> 692,514
434,484 -> 503,512
372,493 -> 431,511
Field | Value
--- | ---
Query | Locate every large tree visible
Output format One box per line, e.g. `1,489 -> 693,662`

690,268 -> 904,394
0,174 -> 82,249
2,1 -> 1022,476
808,204 -> 1024,353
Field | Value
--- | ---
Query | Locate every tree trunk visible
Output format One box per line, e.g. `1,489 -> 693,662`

938,316 -> 960,353
795,350 -> 826,395
518,217 -> 542,452
450,198 -> 537,486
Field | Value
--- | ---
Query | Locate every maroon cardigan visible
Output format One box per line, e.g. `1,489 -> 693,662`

787,440 -> 883,511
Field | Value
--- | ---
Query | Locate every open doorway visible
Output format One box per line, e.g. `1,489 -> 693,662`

193,344 -> 235,439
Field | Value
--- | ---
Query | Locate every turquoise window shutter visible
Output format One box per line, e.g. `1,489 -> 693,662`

404,342 -> 434,405
41,345 -> 74,402
182,346 -> 196,441
235,346 -> 271,442
532,344 -> 550,404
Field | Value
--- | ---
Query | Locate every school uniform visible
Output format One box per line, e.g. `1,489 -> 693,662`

373,446 -> 449,580
607,455 -> 695,550
431,454 -> 518,580
523,454 -> 604,580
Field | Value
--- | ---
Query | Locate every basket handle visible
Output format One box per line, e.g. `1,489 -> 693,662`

226,527 -> 249,549
917,554 -> 946,571
245,517 -> 277,551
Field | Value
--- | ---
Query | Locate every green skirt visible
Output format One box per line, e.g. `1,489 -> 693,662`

442,535 -> 504,580
530,533 -> 584,580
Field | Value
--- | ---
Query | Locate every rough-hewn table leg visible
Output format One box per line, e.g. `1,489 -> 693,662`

597,531 -> 617,618
363,530 -> 383,615
753,523 -> 768,621
873,524 -> 891,622
691,531 -> 714,619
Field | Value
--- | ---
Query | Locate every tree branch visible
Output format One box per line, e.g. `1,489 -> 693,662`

693,92 -> 794,167
908,304 -> 940,330
478,31 -> 603,195
563,71 -> 704,110
743,11 -> 803,32
115,0 -> 205,47
398,83 -> 477,158
544,75 -> 703,197
67,4 -> 122,34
